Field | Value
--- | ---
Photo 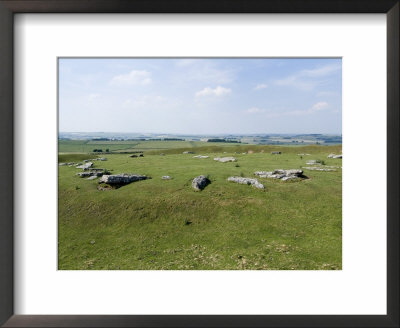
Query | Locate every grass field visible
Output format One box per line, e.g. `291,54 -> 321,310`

58,139 -> 239,153
58,143 -> 342,270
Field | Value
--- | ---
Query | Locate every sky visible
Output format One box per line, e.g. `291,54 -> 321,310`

59,58 -> 342,135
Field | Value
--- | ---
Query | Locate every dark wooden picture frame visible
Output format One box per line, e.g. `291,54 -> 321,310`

0,1 -> 398,327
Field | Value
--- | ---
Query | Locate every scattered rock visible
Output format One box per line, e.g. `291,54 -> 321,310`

227,176 -> 264,189
191,175 -> 210,191
99,174 -> 149,185
162,176 -> 172,180
76,162 -> 93,170
59,162 -> 76,166
298,153 -> 311,156
86,176 -> 98,180
302,167 -> 337,172
271,151 -> 281,154
306,160 -> 320,165
254,169 -> 304,181
328,153 -> 342,159
183,151 -> 195,154
77,168 -> 109,178
214,157 -> 236,163
193,155 -> 209,159
97,157 -> 107,161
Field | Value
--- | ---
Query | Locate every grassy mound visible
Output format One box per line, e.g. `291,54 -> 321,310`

58,145 -> 342,270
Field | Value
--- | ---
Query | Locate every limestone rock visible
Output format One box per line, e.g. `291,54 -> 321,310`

76,162 -> 93,170
327,154 -> 342,159
302,167 -> 337,172
183,151 -> 195,154
99,174 -> 148,185
162,176 -> 172,180
77,168 -> 109,178
227,176 -> 264,189
191,175 -> 210,191
254,169 -> 303,180
214,157 -> 236,163
306,160 -> 321,165
193,155 -> 209,159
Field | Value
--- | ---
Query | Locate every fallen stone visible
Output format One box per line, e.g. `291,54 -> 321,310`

227,176 -> 264,189
99,174 -> 149,185
214,157 -> 236,163
191,175 -> 210,191
60,162 -> 77,166
271,151 -> 281,154
77,169 -> 108,178
97,157 -> 107,161
327,153 -> 342,159
306,160 -> 321,165
193,155 -> 209,159
162,176 -> 172,180
302,167 -> 337,171
254,169 -> 304,180
183,151 -> 195,154
76,162 -> 93,170
87,176 -> 98,180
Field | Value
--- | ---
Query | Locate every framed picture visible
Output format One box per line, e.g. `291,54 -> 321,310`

0,0 -> 398,327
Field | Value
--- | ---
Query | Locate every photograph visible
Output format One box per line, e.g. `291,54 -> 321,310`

58,58 -> 342,270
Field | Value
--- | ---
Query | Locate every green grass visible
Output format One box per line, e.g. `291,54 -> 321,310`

58,145 -> 342,270
58,153 -> 99,163
58,139 -> 241,153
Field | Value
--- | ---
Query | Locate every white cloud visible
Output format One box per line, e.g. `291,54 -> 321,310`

255,83 -> 268,90
286,101 -> 329,116
274,76 -> 314,91
110,70 -> 151,86
182,62 -> 236,84
195,86 -> 231,97
88,93 -> 100,100
245,102 -> 329,117
245,107 -> 268,114
311,101 -> 329,111
273,63 -> 341,91
301,63 -> 341,78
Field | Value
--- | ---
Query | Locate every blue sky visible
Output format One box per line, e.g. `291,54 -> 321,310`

59,58 -> 342,134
